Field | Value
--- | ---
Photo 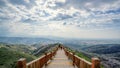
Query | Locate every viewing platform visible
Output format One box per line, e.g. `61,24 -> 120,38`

17,45 -> 100,68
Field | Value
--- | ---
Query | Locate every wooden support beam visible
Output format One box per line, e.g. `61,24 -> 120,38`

72,52 -> 75,66
92,58 -> 100,68
17,58 -> 26,68
44,52 -> 48,66
80,60 -> 84,68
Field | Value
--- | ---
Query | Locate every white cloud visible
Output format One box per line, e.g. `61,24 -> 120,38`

0,0 -> 120,39
57,0 -> 66,3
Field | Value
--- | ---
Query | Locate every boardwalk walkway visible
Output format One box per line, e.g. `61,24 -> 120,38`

45,48 -> 75,68
17,46 -> 100,68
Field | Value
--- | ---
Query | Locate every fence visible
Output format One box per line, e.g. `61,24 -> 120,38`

63,47 -> 100,68
17,46 -> 58,68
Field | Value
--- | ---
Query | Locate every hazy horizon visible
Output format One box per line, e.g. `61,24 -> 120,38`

1,36 -> 120,40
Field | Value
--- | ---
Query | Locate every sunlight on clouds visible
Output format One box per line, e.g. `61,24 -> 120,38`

57,0 -> 66,3
0,0 -> 120,39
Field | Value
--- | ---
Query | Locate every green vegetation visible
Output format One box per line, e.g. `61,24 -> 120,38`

76,52 -> 91,62
0,44 -> 35,54
0,43 -> 37,68
0,47 -> 37,68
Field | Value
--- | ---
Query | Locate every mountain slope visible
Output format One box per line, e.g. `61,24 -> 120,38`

0,37 -> 56,44
0,43 -> 37,68
84,44 -> 120,54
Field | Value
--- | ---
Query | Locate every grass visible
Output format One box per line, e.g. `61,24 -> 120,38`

76,52 -> 91,62
0,47 -> 37,68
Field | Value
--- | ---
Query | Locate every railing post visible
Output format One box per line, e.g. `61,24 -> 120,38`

17,58 -> 26,68
80,60 -> 84,68
92,58 -> 100,68
72,52 -> 75,66
50,51 -> 53,60
68,51 -> 70,59
45,52 -> 48,66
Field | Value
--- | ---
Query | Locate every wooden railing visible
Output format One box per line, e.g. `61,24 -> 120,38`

17,45 -> 100,68
17,46 -> 58,68
63,47 -> 100,68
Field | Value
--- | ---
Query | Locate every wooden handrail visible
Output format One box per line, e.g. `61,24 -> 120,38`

63,47 -> 100,68
17,45 -> 100,68
17,46 -> 58,68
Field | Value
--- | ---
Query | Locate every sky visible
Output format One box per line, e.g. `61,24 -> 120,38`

0,0 -> 120,39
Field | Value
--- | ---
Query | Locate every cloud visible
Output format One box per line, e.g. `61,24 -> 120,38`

50,13 -> 72,20
8,0 -> 36,9
64,0 -> 120,12
0,0 -> 6,7
63,22 -> 67,25
0,0 -> 120,38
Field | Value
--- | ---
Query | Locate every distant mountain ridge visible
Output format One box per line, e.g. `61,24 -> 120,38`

0,37 -> 57,44
0,37 -> 120,45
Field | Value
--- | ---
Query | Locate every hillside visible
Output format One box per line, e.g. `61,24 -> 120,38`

0,37 -> 56,44
82,44 -> 120,68
0,46 -> 37,68
83,44 -> 120,54
0,42 -> 58,68
33,43 -> 58,56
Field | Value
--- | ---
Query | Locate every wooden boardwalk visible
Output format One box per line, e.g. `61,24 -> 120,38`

17,46 -> 100,68
45,49 -> 76,68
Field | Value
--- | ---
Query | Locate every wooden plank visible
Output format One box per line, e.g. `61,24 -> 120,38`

46,49 -> 75,68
